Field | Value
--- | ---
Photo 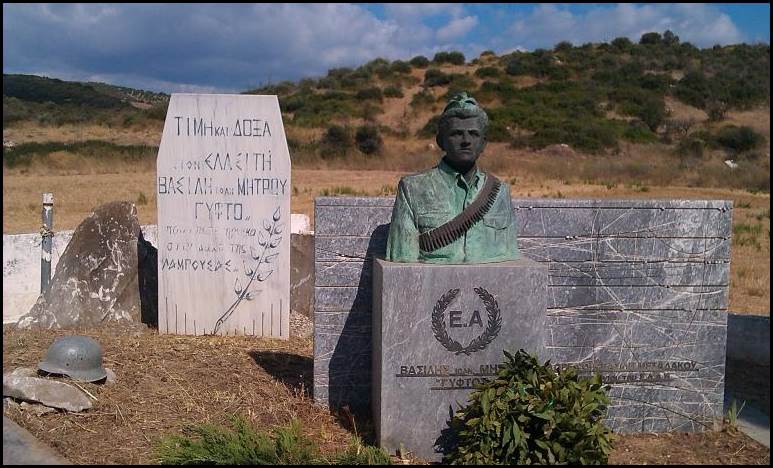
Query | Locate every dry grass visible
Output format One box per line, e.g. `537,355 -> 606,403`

3,121 -> 163,146
3,325 -> 770,465
2,325 -> 353,465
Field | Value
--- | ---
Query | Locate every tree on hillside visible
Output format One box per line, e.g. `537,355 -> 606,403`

663,30 -> 680,46
640,32 -> 662,45
611,37 -> 633,52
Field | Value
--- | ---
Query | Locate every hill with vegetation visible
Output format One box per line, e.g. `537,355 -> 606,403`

3,30 -> 770,192
3,74 -> 169,126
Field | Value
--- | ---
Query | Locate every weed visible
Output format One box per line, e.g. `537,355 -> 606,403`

136,192 -> 148,205
723,399 -> 746,433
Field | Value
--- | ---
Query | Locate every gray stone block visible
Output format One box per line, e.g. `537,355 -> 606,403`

313,197 -> 732,436
373,258 -> 548,460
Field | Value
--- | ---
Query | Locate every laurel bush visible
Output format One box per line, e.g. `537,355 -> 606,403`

442,350 -> 613,465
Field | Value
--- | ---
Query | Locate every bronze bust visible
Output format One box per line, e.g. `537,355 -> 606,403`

385,92 -> 520,263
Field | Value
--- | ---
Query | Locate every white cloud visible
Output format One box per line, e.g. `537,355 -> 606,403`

436,15 -> 478,42
506,3 -> 744,49
2,3 -> 754,93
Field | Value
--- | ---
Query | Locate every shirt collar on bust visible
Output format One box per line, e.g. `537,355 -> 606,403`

438,157 -> 483,189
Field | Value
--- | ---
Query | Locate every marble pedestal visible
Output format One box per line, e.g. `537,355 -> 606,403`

372,258 -> 548,461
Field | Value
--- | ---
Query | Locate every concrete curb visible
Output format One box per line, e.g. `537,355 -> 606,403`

3,415 -> 71,464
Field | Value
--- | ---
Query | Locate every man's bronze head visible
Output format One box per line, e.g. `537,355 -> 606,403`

436,93 -> 489,172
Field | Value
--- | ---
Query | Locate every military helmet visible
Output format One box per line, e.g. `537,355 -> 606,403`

37,336 -> 107,382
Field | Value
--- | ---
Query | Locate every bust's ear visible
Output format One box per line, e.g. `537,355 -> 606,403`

480,135 -> 487,153
435,133 -> 445,151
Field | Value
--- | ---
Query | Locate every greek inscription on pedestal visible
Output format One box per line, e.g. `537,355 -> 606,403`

157,94 -> 291,337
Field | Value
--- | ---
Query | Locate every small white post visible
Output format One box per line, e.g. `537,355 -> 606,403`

41,192 -> 54,293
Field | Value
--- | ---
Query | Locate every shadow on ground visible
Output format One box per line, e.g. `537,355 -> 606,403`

248,351 -> 313,398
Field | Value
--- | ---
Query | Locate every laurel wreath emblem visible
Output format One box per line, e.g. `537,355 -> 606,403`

431,287 -> 502,355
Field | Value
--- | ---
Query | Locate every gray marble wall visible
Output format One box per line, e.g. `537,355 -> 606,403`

314,197 -> 732,432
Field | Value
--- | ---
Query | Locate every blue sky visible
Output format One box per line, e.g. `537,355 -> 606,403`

3,3 -> 769,94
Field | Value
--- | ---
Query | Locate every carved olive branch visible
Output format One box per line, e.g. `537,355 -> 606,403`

211,207 -> 282,335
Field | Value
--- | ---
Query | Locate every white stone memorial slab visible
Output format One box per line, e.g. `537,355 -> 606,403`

157,94 -> 290,338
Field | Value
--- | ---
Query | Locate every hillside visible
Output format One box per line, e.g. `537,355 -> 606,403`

246,36 -> 769,159
2,32 -> 770,314
3,31 -> 770,193
2,74 -> 169,127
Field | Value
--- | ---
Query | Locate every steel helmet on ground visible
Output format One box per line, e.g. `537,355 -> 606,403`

37,335 -> 107,382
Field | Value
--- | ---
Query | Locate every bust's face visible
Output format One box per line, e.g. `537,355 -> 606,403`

438,116 -> 486,170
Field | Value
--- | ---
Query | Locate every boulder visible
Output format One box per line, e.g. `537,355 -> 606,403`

17,201 -> 144,329
2,375 -> 92,412
9,367 -> 39,378
20,402 -> 57,416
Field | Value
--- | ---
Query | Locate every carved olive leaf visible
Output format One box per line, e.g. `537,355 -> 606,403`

263,253 -> 280,264
250,246 -> 261,261
274,223 -> 284,235
257,270 -> 274,282
269,236 -> 282,248
272,207 -> 281,221
234,277 -> 243,295
263,219 -> 272,231
258,231 -> 267,246
242,260 -> 254,277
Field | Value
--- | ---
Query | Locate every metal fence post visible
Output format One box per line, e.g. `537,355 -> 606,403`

41,193 -> 54,293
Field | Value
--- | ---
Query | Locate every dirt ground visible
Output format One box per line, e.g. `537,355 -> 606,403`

3,325 -> 770,465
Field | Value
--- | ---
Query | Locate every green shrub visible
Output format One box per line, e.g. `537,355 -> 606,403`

622,121 -> 657,143
611,37 -> 633,52
383,86 -> 404,98
417,115 -> 440,139
639,32 -> 662,45
716,125 -> 764,153
410,89 -> 436,109
320,125 -> 353,159
475,66 -> 501,79
389,60 -> 412,74
355,124 -> 383,155
442,350 -> 613,465
424,69 -> 453,87
434,51 -> 466,65
409,55 -> 430,68
355,87 -> 383,102
675,136 -> 705,159
156,416 -> 391,465
333,437 -> 393,465
2,140 -> 157,168
505,58 -> 529,76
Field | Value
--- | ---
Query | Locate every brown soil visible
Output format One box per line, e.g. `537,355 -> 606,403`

3,326 -> 769,465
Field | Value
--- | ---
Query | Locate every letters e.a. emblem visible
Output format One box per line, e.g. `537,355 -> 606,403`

431,287 -> 501,355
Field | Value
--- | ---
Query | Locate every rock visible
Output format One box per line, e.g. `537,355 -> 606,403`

724,159 -> 738,169
20,402 -> 57,416
17,201 -> 143,329
10,367 -> 40,378
104,368 -> 117,385
137,230 -> 158,327
290,311 -> 313,338
3,375 -> 92,412
290,234 -> 314,319
4,397 -> 20,411
540,143 -> 576,158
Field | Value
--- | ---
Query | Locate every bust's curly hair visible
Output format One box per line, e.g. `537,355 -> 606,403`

437,92 -> 489,137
